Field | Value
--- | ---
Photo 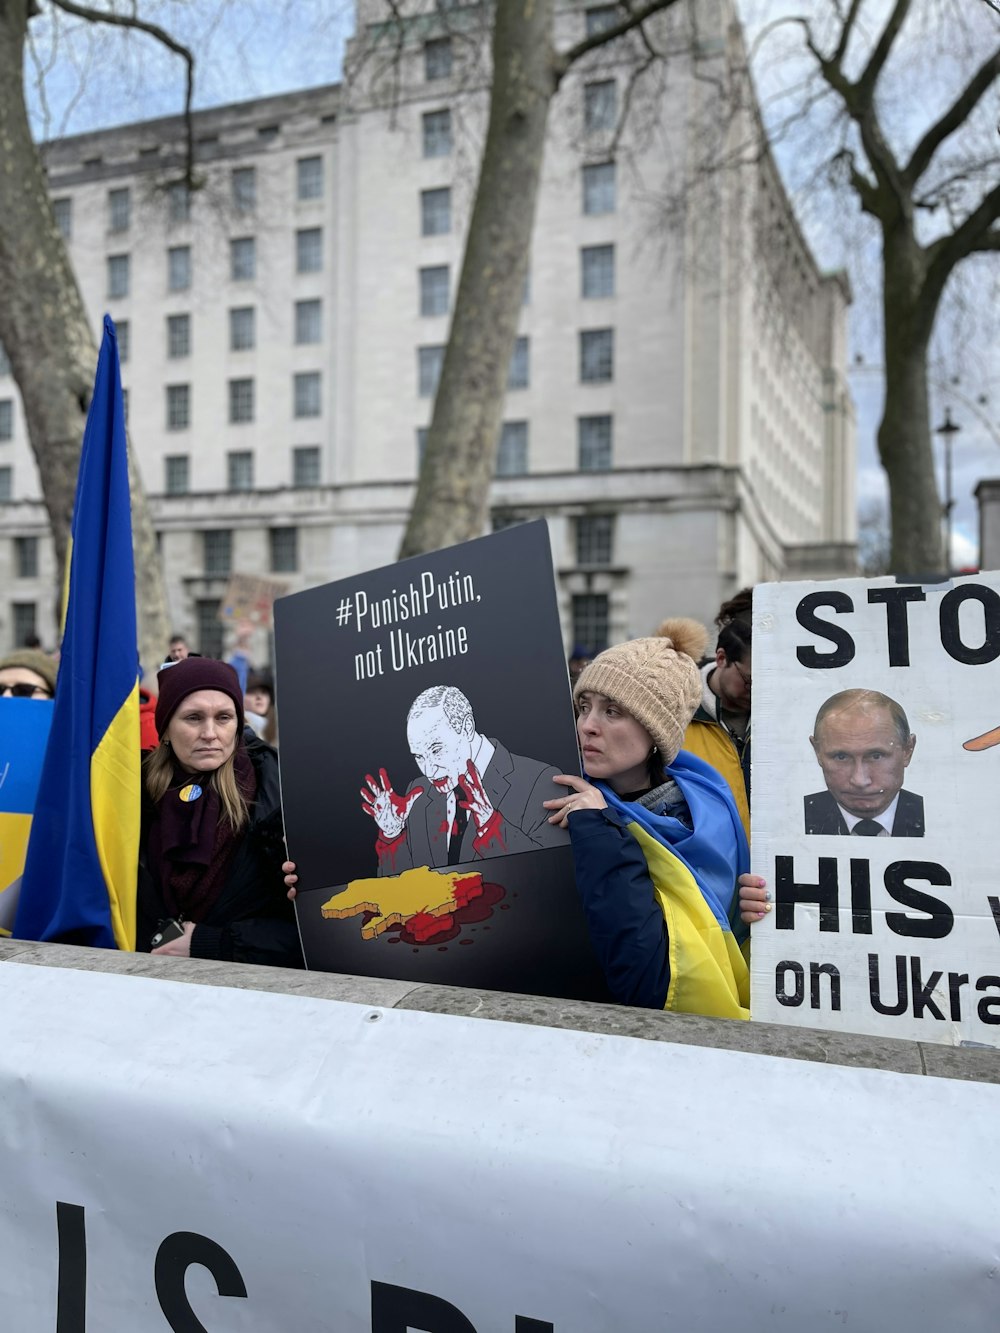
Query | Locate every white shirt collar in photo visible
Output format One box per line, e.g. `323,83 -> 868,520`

840,792 -> 899,836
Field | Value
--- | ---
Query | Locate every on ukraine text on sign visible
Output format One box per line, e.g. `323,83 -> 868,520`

750,574 -> 1000,1047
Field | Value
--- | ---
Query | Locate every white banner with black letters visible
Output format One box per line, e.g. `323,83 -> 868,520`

751,573 -> 1000,1046
0,961 -> 998,1330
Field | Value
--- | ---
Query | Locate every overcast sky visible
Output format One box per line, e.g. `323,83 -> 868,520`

23,0 -> 999,566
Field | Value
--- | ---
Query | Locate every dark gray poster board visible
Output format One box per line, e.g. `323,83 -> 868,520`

274,521 -> 609,1001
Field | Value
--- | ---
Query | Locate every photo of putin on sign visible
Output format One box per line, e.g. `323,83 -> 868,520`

804,688 -> 924,837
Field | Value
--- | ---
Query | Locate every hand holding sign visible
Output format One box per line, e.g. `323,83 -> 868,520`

361,769 -> 424,840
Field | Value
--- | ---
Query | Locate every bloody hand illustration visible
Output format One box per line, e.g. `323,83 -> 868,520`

361,768 -> 424,841
458,759 -> 496,835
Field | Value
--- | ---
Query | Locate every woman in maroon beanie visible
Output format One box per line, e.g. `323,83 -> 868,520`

139,657 -> 301,967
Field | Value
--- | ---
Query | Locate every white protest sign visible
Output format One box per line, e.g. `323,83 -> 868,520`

751,573 -> 1000,1047
0,962 -> 998,1331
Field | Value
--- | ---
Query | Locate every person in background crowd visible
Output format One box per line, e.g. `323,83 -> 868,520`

682,588 -> 752,841
568,646 -> 592,685
543,621 -> 750,1020
140,657 -> 300,967
22,633 -> 43,651
165,634 -> 189,663
138,673 -> 160,751
0,649 -> 57,700
244,673 -> 275,741
226,619 -> 255,693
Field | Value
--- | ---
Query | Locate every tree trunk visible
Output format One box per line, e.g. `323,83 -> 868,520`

398,0 -> 558,559
0,0 -> 169,673
877,230 -> 944,576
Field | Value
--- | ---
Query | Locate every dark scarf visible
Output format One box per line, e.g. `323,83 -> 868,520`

148,747 -> 257,922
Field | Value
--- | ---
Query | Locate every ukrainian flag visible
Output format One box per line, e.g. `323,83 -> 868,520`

14,316 -> 140,950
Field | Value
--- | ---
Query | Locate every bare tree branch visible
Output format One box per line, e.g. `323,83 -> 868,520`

47,0 -> 196,182
832,0 -> 865,65
857,0 -> 912,96
553,0 -> 680,83
925,177 -> 1000,305
904,45 -> 1000,185
970,227 -> 1000,251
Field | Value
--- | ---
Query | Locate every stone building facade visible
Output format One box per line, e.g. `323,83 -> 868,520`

0,0 -> 856,661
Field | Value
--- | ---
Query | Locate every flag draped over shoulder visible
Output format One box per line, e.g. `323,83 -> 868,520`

14,316 -> 140,950
598,751 -> 751,1021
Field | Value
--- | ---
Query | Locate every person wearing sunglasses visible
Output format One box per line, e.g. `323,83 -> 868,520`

0,649 -> 57,701
680,588 -> 753,843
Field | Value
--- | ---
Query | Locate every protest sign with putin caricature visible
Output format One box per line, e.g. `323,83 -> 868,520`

274,522 -> 608,1001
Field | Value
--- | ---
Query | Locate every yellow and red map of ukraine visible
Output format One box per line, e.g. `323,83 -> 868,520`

321,865 -> 483,942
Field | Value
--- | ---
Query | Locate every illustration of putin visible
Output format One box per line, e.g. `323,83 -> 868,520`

361,685 -> 566,873
804,688 -> 924,837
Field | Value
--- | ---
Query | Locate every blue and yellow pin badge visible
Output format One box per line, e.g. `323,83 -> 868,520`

178,783 -> 203,803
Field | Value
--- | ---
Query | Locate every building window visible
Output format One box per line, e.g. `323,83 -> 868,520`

108,187 -> 130,233
585,4 -> 620,36
419,265 -> 450,317
166,384 -> 190,431
293,372 -> 321,418
227,449 -> 254,490
203,529 -> 232,577
15,536 -> 38,578
12,602 -> 36,645
576,514 -> 614,566
52,197 -> 72,240
496,421 -> 528,476
422,108 -> 452,158
0,466 -> 11,501
418,345 -> 445,398
582,161 -> 616,214
292,446 -> 320,487
168,181 -> 190,224
228,379 -> 255,425
580,328 -> 614,382
417,427 -> 428,467
424,36 -> 453,80
294,299 -> 321,344
578,414 -> 613,471
258,124 -> 280,142
269,527 -> 298,574
581,244 -> 615,298
229,306 -> 256,351
196,598 -> 225,659
121,388 -> 129,422
0,343 -> 9,376
0,401 -> 12,441
107,254 -> 130,300
572,593 -> 609,653
116,319 -> 130,363
164,454 -> 189,495
168,245 -> 192,292
232,166 -> 256,214
584,80 -> 617,133
296,228 -> 322,274
297,155 -> 323,200
230,237 -> 256,281
167,313 -> 190,359
507,336 -> 530,390
421,187 -> 451,236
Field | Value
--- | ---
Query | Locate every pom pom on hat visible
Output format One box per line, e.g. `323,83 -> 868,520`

573,619 -> 708,765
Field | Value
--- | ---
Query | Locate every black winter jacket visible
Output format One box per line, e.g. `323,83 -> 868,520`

137,734 -> 302,968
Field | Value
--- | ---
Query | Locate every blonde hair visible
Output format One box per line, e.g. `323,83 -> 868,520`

144,743 -> 250,831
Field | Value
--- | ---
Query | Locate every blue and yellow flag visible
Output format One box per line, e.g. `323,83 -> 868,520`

14,316 -> 140,949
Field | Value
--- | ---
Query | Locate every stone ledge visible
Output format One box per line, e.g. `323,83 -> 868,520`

2,939 -> 996,1083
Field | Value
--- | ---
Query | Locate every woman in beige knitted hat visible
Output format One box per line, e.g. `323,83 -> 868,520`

542,620 -> 751,1020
